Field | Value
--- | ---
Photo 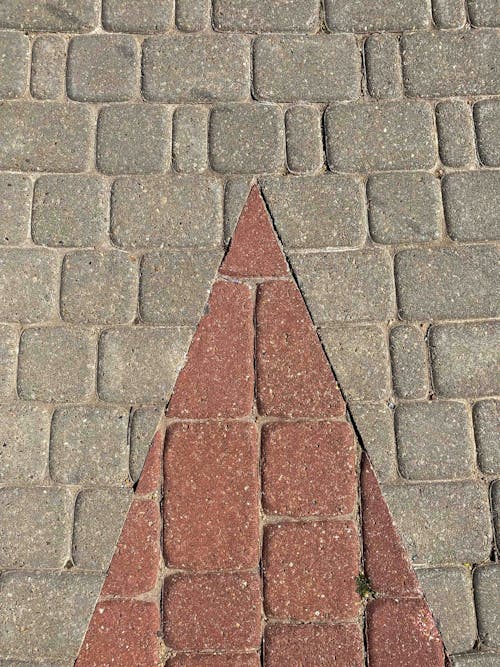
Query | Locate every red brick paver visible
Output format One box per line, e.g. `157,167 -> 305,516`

167,653 -> 260,666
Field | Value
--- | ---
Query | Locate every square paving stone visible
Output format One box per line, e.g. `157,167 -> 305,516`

0,33 -> 29,99
395,401 -> 476,480
473,400 -> 500,475
443,172 -> 500,242
213,0 -> 320,31
0,325 -> 18,399
474,565 -> 500,648
0,174 -> 32,245
475,100 -> 500,167
50,406 -> 130,485
175,0 -> 212,31
102,0 -> 173,32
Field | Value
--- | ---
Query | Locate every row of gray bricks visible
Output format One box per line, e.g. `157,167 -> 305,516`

0,0 -> 499,33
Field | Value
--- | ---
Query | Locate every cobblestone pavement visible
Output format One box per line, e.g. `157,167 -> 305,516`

0,0 -> 498,664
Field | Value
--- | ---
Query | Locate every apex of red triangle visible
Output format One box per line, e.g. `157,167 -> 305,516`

220,185 -> 289,278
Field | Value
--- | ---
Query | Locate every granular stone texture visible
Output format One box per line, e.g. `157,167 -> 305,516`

432,0 -> 467,27
213,0 -> 319,32
0,1 -> 99,31
389,325 -> 429,399
325,0 -> 430,31
436,101 -> 476,168
175,0 -> 211,32
0,325 -> 18,399
467,0 -> 500,26
473,400 -> 500,475
0,33 -> 29,99
0,404 -> 51,483
172,106 -> 209,173
474,566 -> 500,648
365,33 -> 403,99
31,35 -> 67,100
102,0 -> 173,32
474,100 -> 500,167
0,174 -> 31,245
284,106 -> 324,173
169,654 -> 260,667
443,172 -> 500,242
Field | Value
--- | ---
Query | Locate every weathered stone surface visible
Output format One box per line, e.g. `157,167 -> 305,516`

474,565 -> 500,648
443,172 -> 500,241
0,403 -> 51,484
175,0 -> 211,31
0,488 -> 73,568
32,175 -> 108,247
291,250 -> 395,323
254,35 -> 360,102
493,481 -> 500,550
389,325 -> 429,399
0,573 -> 103,660
0,1 -> 99,31
475,100 -> 500,167
0,325 -> 18,399
210,104 -> 284,173
285,105 -> 323,173
365,33 -> 403,98
0,174 -> 31,245
0,33 -> 29,99
129,407 -> 162,483
432,0 -> 467,26
473,400 -> 500,475
395,402 -> 475,480
172,106 -> 209,173
368,172 -> 442,244
61,250 -> 138,324
102,0 -> 173,32
452,654 -> 500,666
436,100 -> 476,167
326,101 -> 437,171
31,35 -> 67,100
169,655 -> 260,667
325,0 -> 431,30
261,175 -> 365,248
467,0 -> 500,26
18,327 -> 96,402
429,323 -> 500,398
50,406 -> 130,485
395,246 -> 499,320
417,567 -> 476,654
111,176 -> 223,249
321,325 -> 391,400
223,177 -> 252,238
349,401 -> 399,482
402,31 -> 500,97
213,0 -> 319,31
143,35 -> 250,102
0,102 -> 92,172
382,481 -> 492,564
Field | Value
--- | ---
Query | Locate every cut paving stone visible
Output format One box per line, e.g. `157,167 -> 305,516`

350,401 -> 399,483
474,565 -> 500,648
0,1 -> 100,31
432,0 -> 467,27
0,325 -> 18,399
473,400 -> 500,475
324,0 -> 431,31
389,325 -> 429,399
168,655 -> 260,667
102,0 -> 173,32
0,174 -> 31,245
436,101 -> 476,168
467,0 -> 500,25
172,106 -> 209,173
31,35 -> 67,100
443,172 -> 500,242
175,0 -> 211,31
0,33 -> 29,99
365,33 -> 403,99
129,407 -> 162,484
452,654 -> 500,666
284,105 -> 324,173
474,100 -> 500,167
492,481 -> 500,553
213,0 -> 320,32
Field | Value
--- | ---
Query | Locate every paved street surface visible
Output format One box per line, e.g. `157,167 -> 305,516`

0,0 -> 498,665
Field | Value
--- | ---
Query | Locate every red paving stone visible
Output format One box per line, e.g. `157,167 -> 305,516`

163,573 -> 262,652
219,185 -> 289,278
367,598 -> 446,667
167,280 -> 254,419
167,654 -> 260,666
264,622 -> 364,667
135,429 -> 163,495
164,421 -> 260,570
261,421 -> 356,517
256,280 -> 344,417
263,520 -> 360,621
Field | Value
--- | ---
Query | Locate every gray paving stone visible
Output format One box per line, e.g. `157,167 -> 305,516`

452,654 -> 500,666
97,104 -> 171,175
0,488 -> 73,569
72,487 -> 131,569
0,174 -> 32,245
443,172 -> 500,242
102,0 -> 173,32
285,105 -> 323,173
129,406 -> 162,483
0,249 -> 59,323
291,250 -> 395,323
389,325 -> 429,399
0,572 -> 103,661
0,33 -> 29,99
50,406 -> 130,485
395,246 -> 499,320
0,102 -> 92,172
0,1 -> 99,31
349,401 -> 399,483
111,175 -> 223,249
417,567 -> 476,653
61,250 -> 138,324
402,31 -> 500,97
30,35 -> 67,100
430,323 -> 500,399
223,177 -> 253,238
436,100 -> 476,168
0,325 -> 18,399
382,481 -> 492,565
253,35 -> 360,102
325,0 -> 431,31
467,0 -> 500,26
395,401 -> 475,480
172,106 -> 209,173
209,104 -> 284,174
213,0 -> 319,31
143,35 -> 250,103
368,172 -> 442,244
32,175 -> 108,247
18,327 -> 96,402
67,35 -> 139,102
0,662 -> 65,667
321,324 -> 391,400
98,326 -> 192,403
365,33 -> 403,99
0,403 -> 51,484
473,400 -> 500,475
176,0 -> 211,31
475,565 -> 500,648
261,175 -> 366,248
475,100 -> 500,167
492,481 -> 500,550
325,101 -> 437,172
139,250 -> 218,325
432,0 -> 467,27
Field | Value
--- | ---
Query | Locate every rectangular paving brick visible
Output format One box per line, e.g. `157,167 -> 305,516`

164,421 -> 259,570
111,175 -> 223,249
0,102 -> 92,172
325,0 -> 431,30
326,101 -> 437,171
175,0 -> 211,31
436,100 -> 476,168
432,0 -> 467,27
102,0 -> 173,32
31,35 -> 67,100
473,400 -> 500,475
263,521 -> 360,621
443,172 -> 500,242
474,100 -> 500,167
254,35 -> 360,102
213,0 -> 319,31
395,246 -> 499,321
143,35 -> 250,103
168,654 -> 260,667
474,565 -> 500,648
468,0 -> 500,26
0,33 -> 29,99
429,322 -> 500,398
365,33 -> 403,99
0,325 -> 18,399
172,106 -> 209,173
0,174 -> 32,245
402,31 -> 500,97
164,573 -> 262,651
0,1 -> 99,31
284,105 -> 323,173
389,325 -> 429,399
